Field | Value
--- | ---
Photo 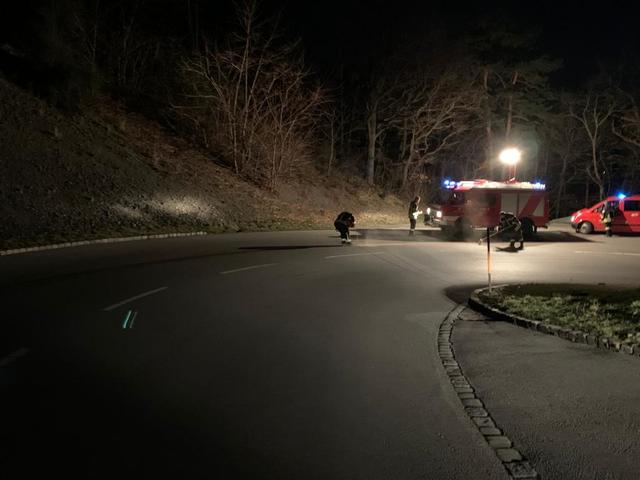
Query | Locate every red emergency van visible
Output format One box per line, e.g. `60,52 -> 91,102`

570,195 -> 640,234
438,179 -> 549,237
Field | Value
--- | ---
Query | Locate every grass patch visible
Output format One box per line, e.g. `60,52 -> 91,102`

479,284 -> 640,345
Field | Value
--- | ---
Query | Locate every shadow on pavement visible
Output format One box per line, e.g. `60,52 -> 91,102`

495,246 -> 522,253
443,284 -> 488,305
531,231 -> 593,242
4,339 -> 260,479
354,228 -> 594,244
354,228 -> 462,242
239,245 -> 342,251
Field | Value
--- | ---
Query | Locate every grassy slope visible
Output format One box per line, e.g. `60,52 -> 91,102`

0,78 -> 405,249
480,284 -> 640,345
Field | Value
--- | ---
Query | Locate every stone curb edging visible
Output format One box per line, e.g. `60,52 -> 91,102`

439,305 -> 539,479
0,231 -> 209,257
469,286 -> 640,358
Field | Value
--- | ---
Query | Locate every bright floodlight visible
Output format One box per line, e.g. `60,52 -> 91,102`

499,148 -> 521,166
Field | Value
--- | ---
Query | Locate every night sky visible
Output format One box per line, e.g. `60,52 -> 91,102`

262,0 -> 640,87
1,0 -> 639,86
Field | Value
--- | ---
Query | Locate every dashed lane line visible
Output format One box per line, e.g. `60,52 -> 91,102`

103,286 -> 168,311
220,263 -> 278,275
324,252 -> 384,259
575,250 -> 640,257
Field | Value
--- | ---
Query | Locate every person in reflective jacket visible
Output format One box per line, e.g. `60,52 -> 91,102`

334,211 -> 355,244
601,201 -> 616,237
408,196 -> 421,235
499,211 -> 524,250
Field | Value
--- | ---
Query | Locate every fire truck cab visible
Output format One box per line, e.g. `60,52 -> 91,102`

439,179 -> 549,238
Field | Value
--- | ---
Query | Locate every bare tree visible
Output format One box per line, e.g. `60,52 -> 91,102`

321,106 -> 337,176
570,93 -> 616,199
612,92 -> 640,148
395,70 -> 480,190
96,0 -> 156,90
546,109 -> 584,217
175,1 -> 325,188
72,0 -> 101,82
186,0 -> 201,52
365,76 -> 404,185
482,68 -> 495,178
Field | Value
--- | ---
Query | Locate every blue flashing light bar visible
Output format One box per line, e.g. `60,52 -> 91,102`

442,179 -> 547,190
617,193 -> 627,199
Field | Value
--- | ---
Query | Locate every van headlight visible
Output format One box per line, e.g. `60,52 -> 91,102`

570,215 -> 575,222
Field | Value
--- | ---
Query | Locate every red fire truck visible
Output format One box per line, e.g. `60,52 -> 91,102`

438,179 -> 549,238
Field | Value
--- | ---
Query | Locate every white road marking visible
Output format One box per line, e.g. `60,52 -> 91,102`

574,250 -> 640,257
220,263 -> 277,275
103,287 -> 168,311
0,347 -> 30,368
324,252 -> 383,259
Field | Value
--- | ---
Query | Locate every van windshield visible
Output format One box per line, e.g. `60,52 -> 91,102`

594,201 -> 618,213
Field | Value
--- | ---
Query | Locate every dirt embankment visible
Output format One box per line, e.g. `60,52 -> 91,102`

0,77 -> 405,249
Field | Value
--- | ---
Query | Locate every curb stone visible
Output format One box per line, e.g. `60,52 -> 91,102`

468,286 -> 640,360
0,231 -> 208,257
438,305 -> 539,479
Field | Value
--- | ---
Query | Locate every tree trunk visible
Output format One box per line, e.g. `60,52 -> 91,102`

505,94 -> 513,142
366,109 -> 377,185
542,147 -> 549,179
584,179 -> 590,206
400,118 -> 408,161
401,134 -> 416,190
555,154 -> 568,218
463,156 -> 470,178
504,71 -> 518,143
483,69 -> 494,179
327,119 -> 335,176
591,139 -> 605,199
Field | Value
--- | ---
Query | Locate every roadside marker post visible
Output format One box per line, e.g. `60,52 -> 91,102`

487,227 -> 492,291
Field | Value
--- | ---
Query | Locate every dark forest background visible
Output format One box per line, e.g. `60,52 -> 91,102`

2,0 -> 640,217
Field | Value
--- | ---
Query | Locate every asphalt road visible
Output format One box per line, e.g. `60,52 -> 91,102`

454,315 -> 640,480
1,226 -> 639,479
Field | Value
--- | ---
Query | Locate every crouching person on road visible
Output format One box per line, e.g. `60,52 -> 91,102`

334,211 -> 355,244
499,211 -> 524,250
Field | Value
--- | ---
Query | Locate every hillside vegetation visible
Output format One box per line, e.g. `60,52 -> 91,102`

0,77 -> 405,250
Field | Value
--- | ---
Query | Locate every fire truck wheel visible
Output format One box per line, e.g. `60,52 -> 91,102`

440,226 -> 453,238
521,218 -> 535,240
578,221 -> 594,234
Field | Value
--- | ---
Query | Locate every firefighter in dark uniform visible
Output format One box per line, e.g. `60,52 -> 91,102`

334,211 -> 355,244
601,201 -> 616,237
499,211 -> 524,250
408,196 -> 421,235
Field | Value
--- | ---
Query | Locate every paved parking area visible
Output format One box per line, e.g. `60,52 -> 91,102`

453,312 -> 640,480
